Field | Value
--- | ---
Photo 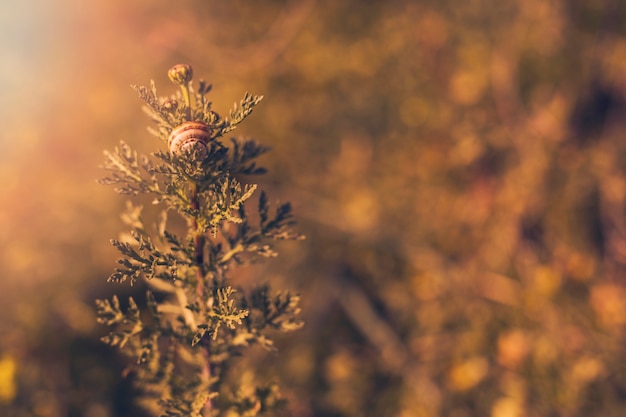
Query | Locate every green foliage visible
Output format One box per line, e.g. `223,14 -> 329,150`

96,65 -> 303,417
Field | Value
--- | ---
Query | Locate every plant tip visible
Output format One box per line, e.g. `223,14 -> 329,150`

168,64 -> 193,86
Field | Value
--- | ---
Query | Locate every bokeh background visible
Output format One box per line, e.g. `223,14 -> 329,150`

2,0 -> 626,416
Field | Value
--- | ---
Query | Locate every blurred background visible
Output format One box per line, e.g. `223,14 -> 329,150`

2,0 -> 626,416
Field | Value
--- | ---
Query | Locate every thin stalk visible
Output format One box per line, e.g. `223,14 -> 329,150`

219,243 -> 245,265
190,183 -> 213,415
181,83 -> 192,121
191,184 -> 206,297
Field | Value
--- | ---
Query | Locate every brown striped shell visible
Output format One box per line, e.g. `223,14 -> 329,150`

168,121 -> 212,159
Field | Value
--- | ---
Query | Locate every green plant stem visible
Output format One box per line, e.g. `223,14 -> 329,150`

181,83 -> 192,121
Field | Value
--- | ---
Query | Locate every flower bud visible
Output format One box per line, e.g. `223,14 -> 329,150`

162,99 -> 178,111
168,64 -> 193,86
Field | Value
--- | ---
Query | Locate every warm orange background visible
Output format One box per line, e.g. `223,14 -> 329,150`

2,1 -> 626,416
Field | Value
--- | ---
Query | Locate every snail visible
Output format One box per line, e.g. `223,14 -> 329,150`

168,121 -> 213,160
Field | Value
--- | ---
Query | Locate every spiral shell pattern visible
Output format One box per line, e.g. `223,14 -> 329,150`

168,121 -> 212,159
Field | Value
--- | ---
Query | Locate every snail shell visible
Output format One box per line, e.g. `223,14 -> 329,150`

168,121 -> 212,159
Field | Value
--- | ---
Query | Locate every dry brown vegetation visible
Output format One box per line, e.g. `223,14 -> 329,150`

2,0 -> 626,416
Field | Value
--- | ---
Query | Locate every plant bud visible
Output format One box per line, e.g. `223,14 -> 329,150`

168,64 -> 193,86
162,99 -> 178,111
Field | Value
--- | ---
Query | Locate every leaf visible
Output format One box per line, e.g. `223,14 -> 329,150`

191,327 -> 209,346
222,93 -> 264,134
258,191 -> 269,227
96,296 -> 144,349
99,141 -> 162,196
229,137 -> 270,175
